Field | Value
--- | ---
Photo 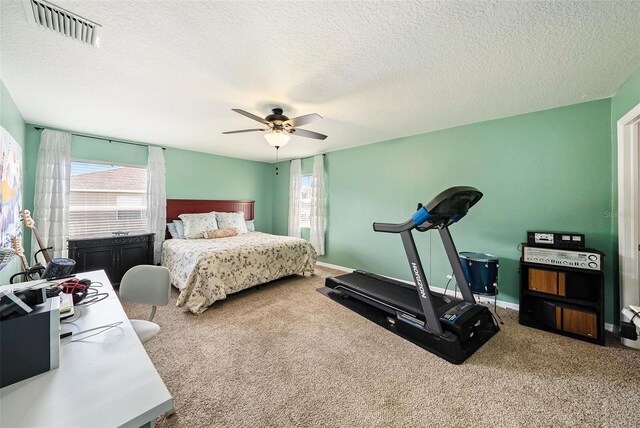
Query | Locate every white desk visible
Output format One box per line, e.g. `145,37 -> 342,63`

0,270 -> 173,428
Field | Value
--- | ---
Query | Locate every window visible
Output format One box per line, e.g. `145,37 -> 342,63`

69,161 -> 148,238
300,174 -> 312,228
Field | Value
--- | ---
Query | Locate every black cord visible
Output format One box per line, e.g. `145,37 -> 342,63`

33,247 -> 53,264
9,271 -> 29,284
84,287 -> 100,297
443,272 -> 454,295
76,293 -> 109,306
9,266 -> 45,283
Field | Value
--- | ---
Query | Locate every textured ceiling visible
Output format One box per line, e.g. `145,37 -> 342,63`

1,1 -> 640,162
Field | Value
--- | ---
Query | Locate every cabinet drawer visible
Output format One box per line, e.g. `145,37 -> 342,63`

562,308 -> 598,339
119,243 -> 151,275
71,247 -> 117,283
528,268 -> 562,295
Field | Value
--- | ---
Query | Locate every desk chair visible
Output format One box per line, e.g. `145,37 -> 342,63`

119,265 -> 170,344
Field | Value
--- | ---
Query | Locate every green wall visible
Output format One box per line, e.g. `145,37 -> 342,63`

21,124 -> 274,258
0,80 -> 26,284
274,99 -> 616,322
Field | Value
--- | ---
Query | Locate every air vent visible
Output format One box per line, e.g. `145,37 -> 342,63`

22,0 -> 102,47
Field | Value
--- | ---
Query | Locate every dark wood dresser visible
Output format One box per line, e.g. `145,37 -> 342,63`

68,233 -> 155,286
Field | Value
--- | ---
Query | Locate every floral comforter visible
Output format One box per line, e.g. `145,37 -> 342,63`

162,232 -> 317,314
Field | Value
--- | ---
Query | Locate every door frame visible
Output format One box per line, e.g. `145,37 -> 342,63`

617,101 -> 640,348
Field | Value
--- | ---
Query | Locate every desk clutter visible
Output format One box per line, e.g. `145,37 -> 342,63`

0,276 -> 109,388
0,270 -> 173,427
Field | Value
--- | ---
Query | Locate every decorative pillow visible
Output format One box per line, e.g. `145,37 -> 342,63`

245,220 -> 255,232
203,228 -> 238,239
173,220 -> 186,239
215,212 -> 248,234
167,223 -> 179,239
178,213 -> 219,239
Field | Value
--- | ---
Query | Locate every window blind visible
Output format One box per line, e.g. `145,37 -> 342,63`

69,161 -> 148,238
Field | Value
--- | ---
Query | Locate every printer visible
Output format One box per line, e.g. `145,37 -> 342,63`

0,287 -> 60,388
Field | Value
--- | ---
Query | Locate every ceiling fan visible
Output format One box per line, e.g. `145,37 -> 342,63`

222,108 -> 327,148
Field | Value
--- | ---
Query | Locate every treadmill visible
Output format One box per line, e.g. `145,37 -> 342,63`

321,186 -> 499,364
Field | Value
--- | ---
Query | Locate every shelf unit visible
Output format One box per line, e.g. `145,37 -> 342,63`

519,256 -> 604,345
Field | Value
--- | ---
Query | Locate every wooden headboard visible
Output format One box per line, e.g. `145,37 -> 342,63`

166,199 -> 255,238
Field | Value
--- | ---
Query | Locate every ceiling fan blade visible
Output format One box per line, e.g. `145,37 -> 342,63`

284,113 -> 322,128
231,109 -> 269,125
222,129 -> 268,134
291,128 -> 328,140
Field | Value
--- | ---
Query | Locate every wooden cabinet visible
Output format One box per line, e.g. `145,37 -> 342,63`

528,268 -> 560,294
68,233 -> 154,286
519,254 -> 604,345
562,308 -> 598,339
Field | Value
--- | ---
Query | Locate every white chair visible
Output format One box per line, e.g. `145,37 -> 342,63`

119,265 -> 170,344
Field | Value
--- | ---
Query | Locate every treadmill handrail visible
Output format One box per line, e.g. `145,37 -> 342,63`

374,186 -> 482,235
373,219 -> 415,233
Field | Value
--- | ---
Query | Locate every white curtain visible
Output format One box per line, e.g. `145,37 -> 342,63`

32,130 -> 72,262
147,146 -> 166,264
309,155 -> 325,255
288,159 -> 301,237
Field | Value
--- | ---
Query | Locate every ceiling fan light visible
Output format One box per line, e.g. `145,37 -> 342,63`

264,131 -> 291,148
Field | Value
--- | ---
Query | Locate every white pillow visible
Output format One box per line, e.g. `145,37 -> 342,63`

167,223 -> 179,239
178,213 -> 219,239
216,212 -> 248,234
245,220 -> 255,232
173,220 -> 186,239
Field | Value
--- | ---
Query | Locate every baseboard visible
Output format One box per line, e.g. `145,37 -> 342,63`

315,261 -> 354,272
315,261 -> 520,311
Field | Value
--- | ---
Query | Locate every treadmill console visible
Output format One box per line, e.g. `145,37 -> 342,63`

422,186 -> 483,226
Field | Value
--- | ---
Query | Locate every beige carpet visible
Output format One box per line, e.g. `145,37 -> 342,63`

122,267 -> 640,428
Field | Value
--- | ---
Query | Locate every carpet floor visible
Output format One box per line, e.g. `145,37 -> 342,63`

121,267 -> 640,428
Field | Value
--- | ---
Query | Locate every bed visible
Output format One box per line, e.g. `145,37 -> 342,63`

162,199 -> 317,314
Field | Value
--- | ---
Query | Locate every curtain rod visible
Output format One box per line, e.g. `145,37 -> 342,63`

289,154 -> 326,162
33,127 -> 166,151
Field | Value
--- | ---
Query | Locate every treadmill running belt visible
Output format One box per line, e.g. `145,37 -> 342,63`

327,272 -> 456,319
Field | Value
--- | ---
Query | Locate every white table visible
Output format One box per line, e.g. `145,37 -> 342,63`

0,270 -> 173,428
